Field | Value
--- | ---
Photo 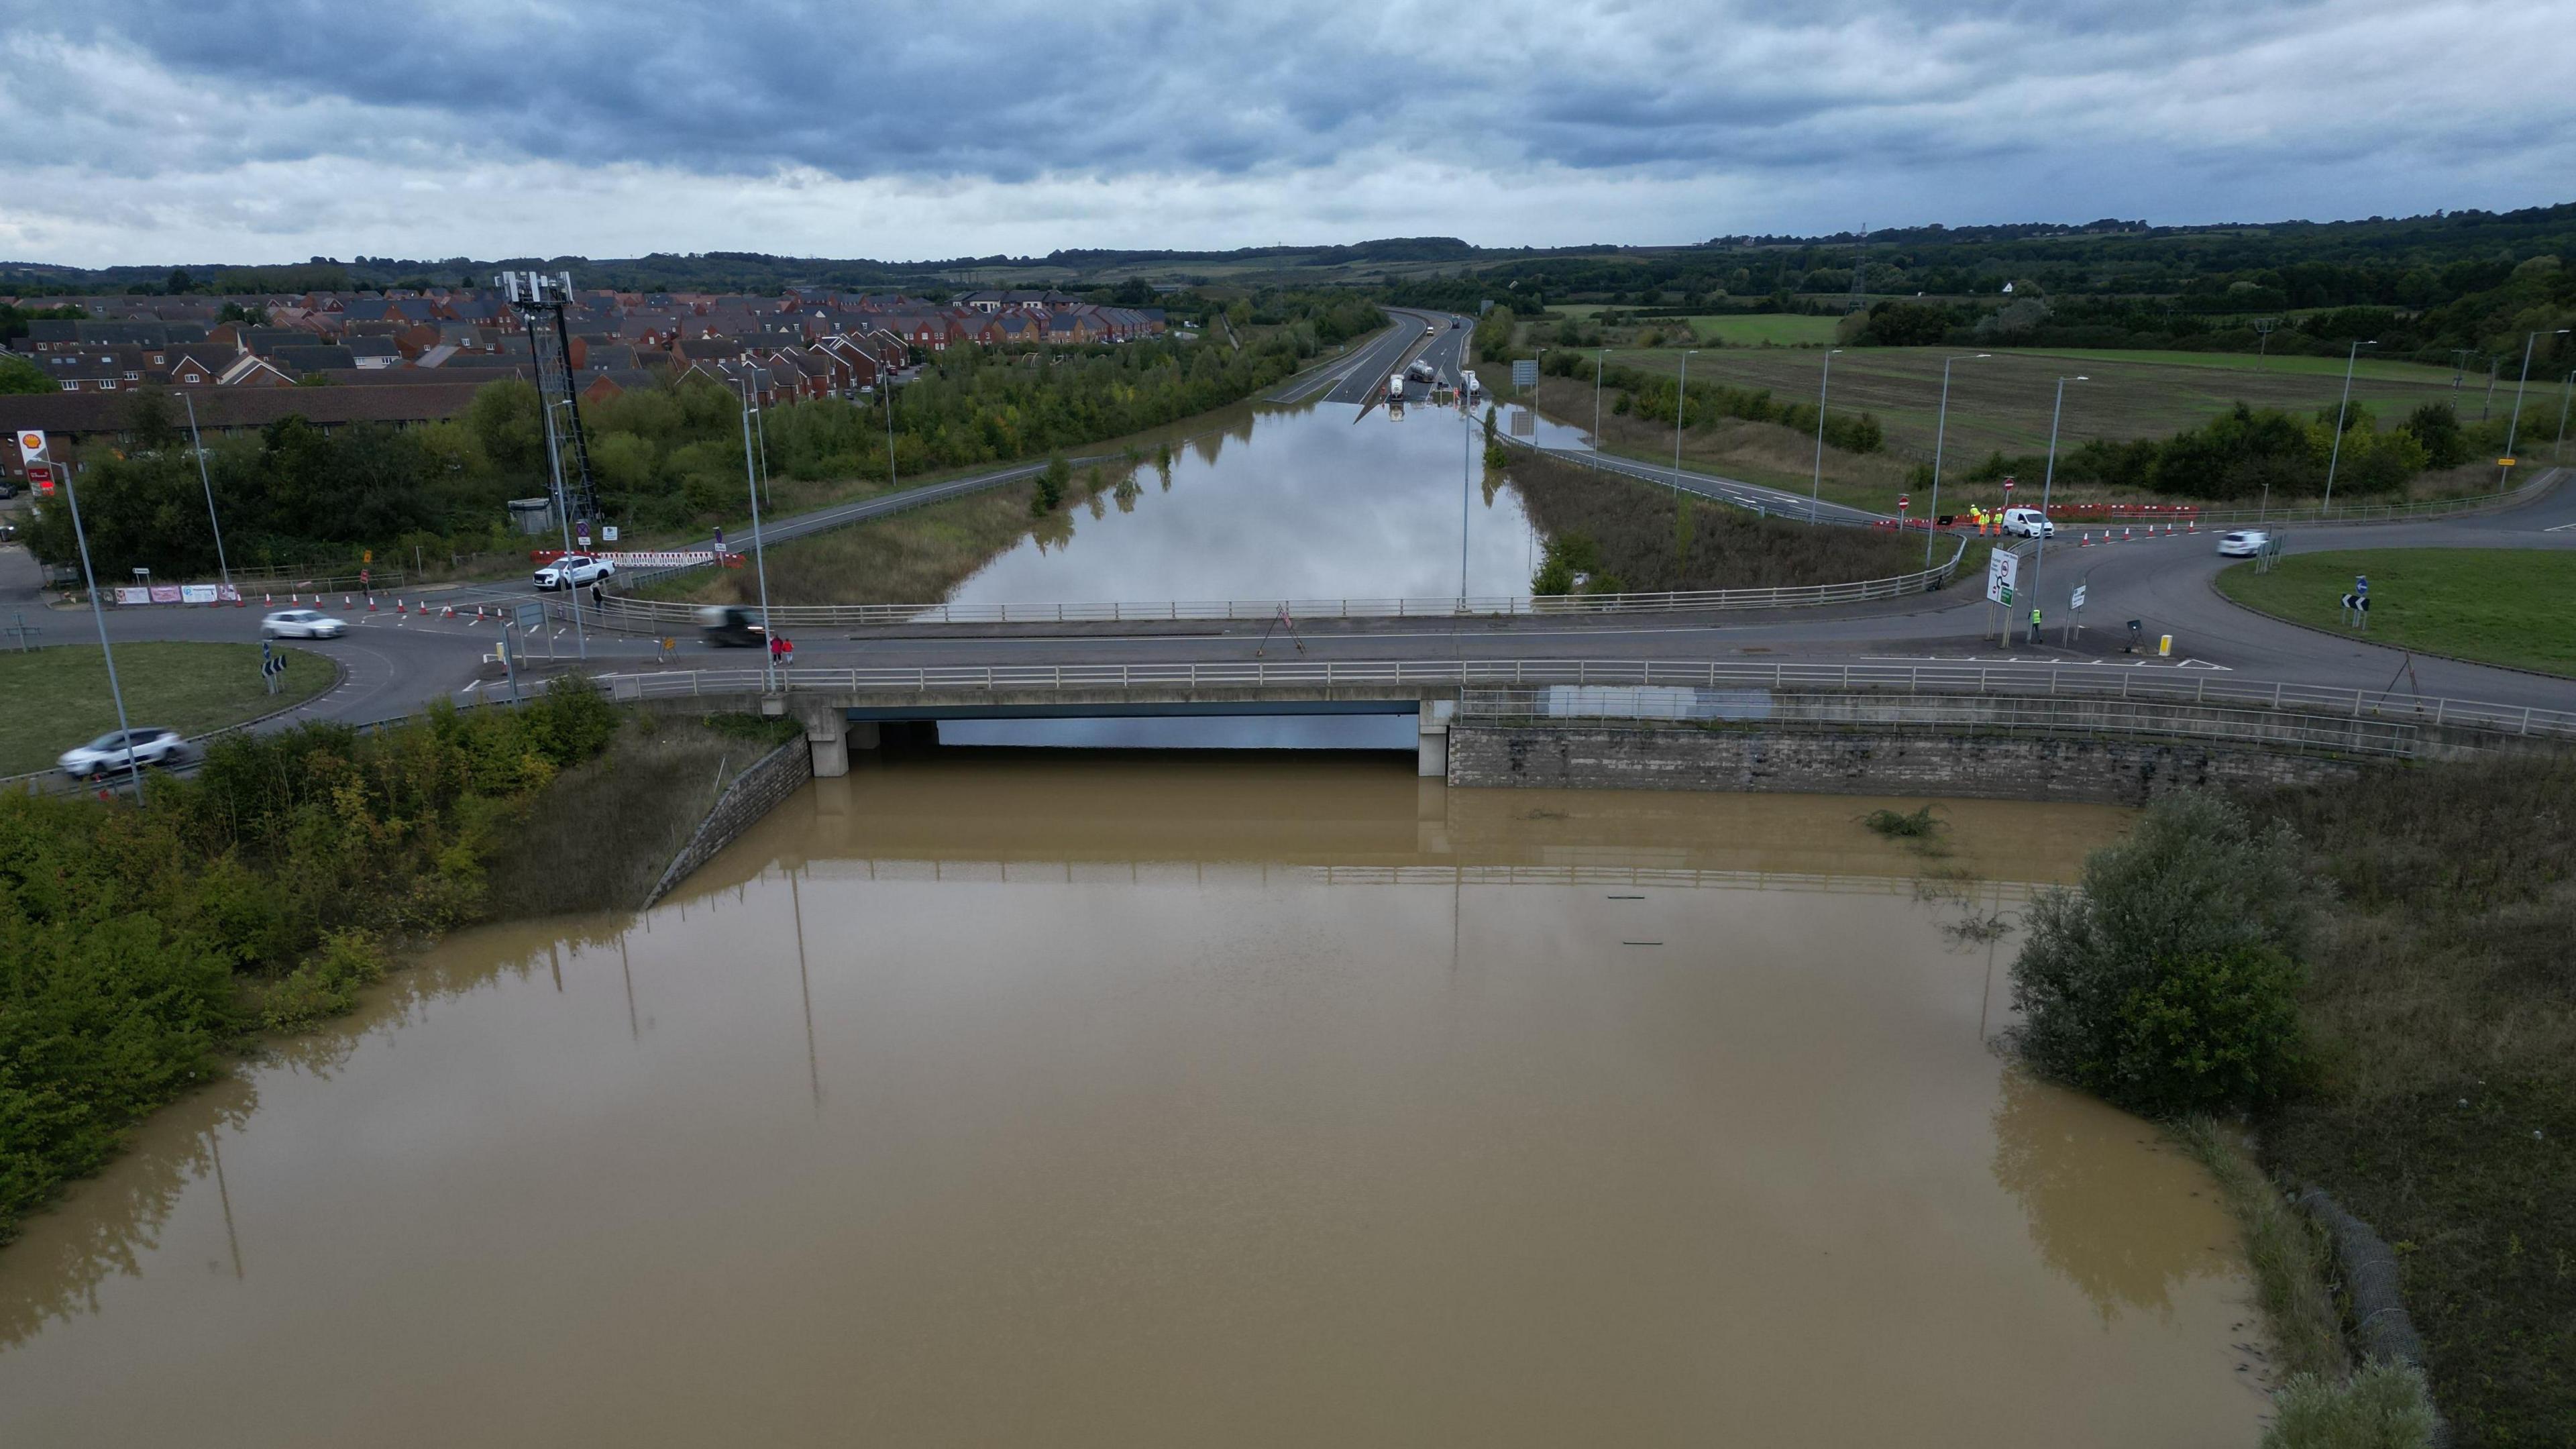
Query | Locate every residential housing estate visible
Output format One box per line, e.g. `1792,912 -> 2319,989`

1,286 -> 1165,486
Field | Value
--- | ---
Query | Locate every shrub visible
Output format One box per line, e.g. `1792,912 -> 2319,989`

2261,1363 -> 2438,1449
2008,792 -> 2310,1117
260,929 -> 387,1031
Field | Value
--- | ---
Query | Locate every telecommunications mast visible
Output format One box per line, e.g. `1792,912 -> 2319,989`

496,269 -> 603,525
1847,223 -> 1868,313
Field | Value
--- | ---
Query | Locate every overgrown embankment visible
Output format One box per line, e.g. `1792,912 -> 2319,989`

2245,757 -> 2575,1446
2006,763 -> 2575,1446
1501,445 -> 1933,595
0,686 -> 792,1244
650,453 -> 1139,608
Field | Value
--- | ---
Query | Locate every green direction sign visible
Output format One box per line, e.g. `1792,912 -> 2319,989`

1998,584 -> 2013,606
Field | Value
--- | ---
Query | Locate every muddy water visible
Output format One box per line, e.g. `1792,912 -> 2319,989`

0,760 -> 2268,1448
944,401 -> 1544,604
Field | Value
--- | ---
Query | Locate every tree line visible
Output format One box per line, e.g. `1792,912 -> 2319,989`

1954,398 -> 2497,502
1532,346 -> 1888,455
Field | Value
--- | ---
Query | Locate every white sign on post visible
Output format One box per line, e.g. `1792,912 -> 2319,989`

1984,549 -> 2020,606
2070,583 -> 2088,611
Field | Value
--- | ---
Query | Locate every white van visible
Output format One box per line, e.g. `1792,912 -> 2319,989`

1999,506 -> 2055,538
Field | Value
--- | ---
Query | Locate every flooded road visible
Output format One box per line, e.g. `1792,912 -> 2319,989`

0,759 -> 2268,1447
946,401 -> 1544,604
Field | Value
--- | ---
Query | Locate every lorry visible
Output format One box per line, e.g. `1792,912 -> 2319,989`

1406,361 -> 1436,384
1387,376 -> 1405,402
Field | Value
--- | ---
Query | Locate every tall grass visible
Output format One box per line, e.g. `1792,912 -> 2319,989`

1502,447 -> 1928,593
2245,755 -> 2576,1445
480,713 -> 798,917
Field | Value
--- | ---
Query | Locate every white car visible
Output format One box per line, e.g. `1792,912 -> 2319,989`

60,727 -> 195,779
2215,529 -> 2271,558
261,607 -> 347,639
534,554 -> 616,590
1999,506 -> 2055,538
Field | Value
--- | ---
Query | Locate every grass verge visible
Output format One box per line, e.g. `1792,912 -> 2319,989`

0,641 -> 333,777
2245,755 -> 2576,1444
2172,1118 -> 2347,1383
643,464 -> 1132,608
480,711 -> 801,917
1501,445 -> 1932,594
2216,548 -> 2576,676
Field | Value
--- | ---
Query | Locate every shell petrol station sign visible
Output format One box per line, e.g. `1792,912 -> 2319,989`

14,429 -> 56,494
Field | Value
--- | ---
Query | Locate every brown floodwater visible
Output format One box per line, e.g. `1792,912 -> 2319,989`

0,757 -> 2270,1447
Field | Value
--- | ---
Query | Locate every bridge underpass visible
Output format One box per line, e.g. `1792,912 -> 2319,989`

800,693 -> 1456,776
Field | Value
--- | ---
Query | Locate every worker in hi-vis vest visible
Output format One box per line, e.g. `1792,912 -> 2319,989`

2029,606 -> 2042,642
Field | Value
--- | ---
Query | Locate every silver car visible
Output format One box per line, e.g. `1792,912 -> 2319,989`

262,607 -> 348,638
59,727 -> 195,779
2215,529 -> 2271,557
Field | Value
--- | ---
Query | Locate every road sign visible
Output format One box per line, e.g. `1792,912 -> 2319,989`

1898,494 -> 1910,509
514,601 -> 545,632
2070,583 -> 2088,610
1984,549 -> 2019,606
2498,458 -> 2517,467
363,549 -> 373,565
1510,359 -> 1538,389
602,525 -> 619,543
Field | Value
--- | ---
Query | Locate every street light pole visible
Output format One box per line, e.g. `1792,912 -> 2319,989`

882,359 -> 899,489
1924,353 -> 1991,568
1593,345 -> 1605,453
1809,347 -> 1842,521
741,375 -> 779,693
62,468 -> 144,802
2320,339 -> 2375,515
539,394 -> 589,661
2501,329 -> 2571,487
1460,403 -> 1472,606
2027,374 -> 2086,645
2554,368 -> 2575,461
178,391 -> 230,594
1672,348 -> 1697,496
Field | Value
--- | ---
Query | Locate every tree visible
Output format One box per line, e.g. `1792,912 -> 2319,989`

1032,452 -> 1069,513
0,355 -> 58,393
2008,792 -> 2310,1116
2399,402 -> 2471,468
165,268 -> 193,294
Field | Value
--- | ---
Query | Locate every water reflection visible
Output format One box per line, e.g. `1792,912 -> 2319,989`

0,767 -> 2265,1448
1990,1065 -> 2239,1322
946,402 -> 1541,604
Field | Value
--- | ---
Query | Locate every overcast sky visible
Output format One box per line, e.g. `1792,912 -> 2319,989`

3,0 -> 2570,266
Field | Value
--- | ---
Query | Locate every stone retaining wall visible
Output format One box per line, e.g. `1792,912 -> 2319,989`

642,737 -> 814,906
1448,723 -> 2364,804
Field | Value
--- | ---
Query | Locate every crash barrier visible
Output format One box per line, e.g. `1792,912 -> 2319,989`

592,537 -> 1971,631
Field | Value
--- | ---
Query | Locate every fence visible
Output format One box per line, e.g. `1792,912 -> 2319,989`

585,657 -> 2576,744
1455,686 -> 2423,758
594,536 -> 1973,631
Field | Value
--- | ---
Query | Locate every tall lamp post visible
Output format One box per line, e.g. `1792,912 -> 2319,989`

2554,368 -> 2575,461
2026,374 -> 2086,645
177,392 -> 231,594
1808,347 -> 1843,521
2500,329 -> 2572,487
62,469 -> 144,800
1593,345 -> 1607,453
1672,348 -> 1698,496
739,371 -> 779,693
1923,353 -> 1992,569
2320,339 -> 2376,514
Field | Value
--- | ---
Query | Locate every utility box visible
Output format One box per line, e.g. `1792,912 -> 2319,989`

506,497 -> 557,536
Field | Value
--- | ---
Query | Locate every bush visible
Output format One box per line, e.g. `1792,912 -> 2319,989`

260,929 -> 388,1031
2261,1363 -> 2438,1449
2008,792 -> 2310,1117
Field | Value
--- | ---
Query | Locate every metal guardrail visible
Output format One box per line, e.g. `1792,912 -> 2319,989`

593,536 -> 1972,629
587,658 -> 2576,743
1456,686 -> 2422,757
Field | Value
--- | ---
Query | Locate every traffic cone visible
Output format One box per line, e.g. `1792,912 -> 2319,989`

441,605 -> 455,619
2186,518 -> 2196,533
264,592 -> 273,604
343,594 -> 353,607
2080,531 -> 2092,547
367,595 -> 377,612
2123,526 -> 2133,541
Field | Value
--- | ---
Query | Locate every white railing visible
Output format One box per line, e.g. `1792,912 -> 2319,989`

1456,686 -> 2422,757
586,658 -> 2576,743
594,536 -> 1972,630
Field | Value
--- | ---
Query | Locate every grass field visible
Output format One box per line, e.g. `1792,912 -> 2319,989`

0,640 -> 334,776
2216,548 -> 2576,676
1599,345 -> 2471,461
1546,309 -> 1840,347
